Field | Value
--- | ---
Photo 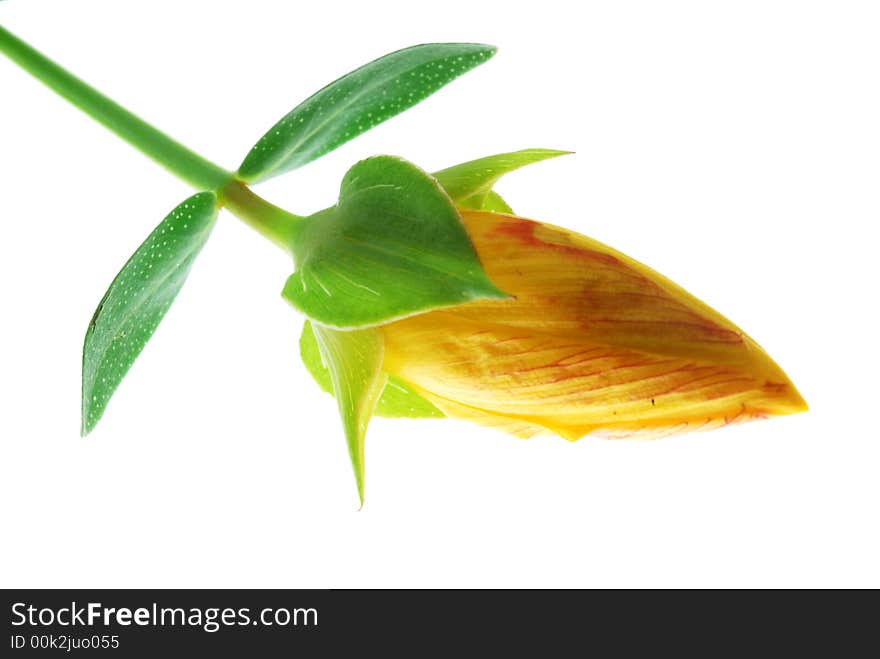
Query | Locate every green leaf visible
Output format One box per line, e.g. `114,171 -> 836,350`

81,192 -> 218,435
311,323 -> 386,506
238,43 -> 497,183
300,321 -> 444,418
282,155 -> 509,328
433,148 -> 570,208
478,190 -> 514,213
457,189 -> 515,213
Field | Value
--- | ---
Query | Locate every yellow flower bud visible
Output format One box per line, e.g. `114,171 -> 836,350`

381,210 -> 807,439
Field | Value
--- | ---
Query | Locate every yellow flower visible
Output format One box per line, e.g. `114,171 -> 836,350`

380,210 -> 807,440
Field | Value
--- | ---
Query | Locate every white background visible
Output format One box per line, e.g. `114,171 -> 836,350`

1,0 -> 877,588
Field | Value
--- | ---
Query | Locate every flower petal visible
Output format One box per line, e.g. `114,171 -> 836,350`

381,211 -> 806,439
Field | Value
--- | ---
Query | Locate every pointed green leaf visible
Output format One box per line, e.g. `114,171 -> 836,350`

282,155 -> 509,329
378,377 -> 445,418
81,192 -> 218,435
477,190 -> 514,213
433,148 -> 571,208
457,189 -> 515,213
300,321 -> 444,418
238,43 -> 497,183
311,323 -> 386,506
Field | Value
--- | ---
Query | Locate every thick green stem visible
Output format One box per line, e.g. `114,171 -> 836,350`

219,180 -> 304,253
0,24 -> 230,191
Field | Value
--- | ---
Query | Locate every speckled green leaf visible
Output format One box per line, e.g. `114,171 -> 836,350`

311,323 -> 386,506
433,148 -> 570,209
283,155 -> 509,329
300,320 -> 444,418
81,192 -> 218,435
238,43 -> 496,183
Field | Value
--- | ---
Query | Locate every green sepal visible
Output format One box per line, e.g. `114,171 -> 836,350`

460,189 -> 514,213
238,43 -> 497,183
81,192 -> 218,435
433,148 -> 570,209
479,190 -> 514,213
282,155 -> 509,329
311,323 -> 387,506
300,321 -> 443,418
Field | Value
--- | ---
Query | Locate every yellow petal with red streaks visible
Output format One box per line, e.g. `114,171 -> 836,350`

381,211 -> 806,440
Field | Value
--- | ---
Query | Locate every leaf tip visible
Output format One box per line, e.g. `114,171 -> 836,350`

80,381 -> 96,437
473,281 -> 515,302
80,407 -> 96,438
523,147 -> 575,160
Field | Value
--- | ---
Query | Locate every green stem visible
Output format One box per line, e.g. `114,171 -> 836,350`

0,24 -> 230,191
219,179 -> 304,253
0,24 -> 305,252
